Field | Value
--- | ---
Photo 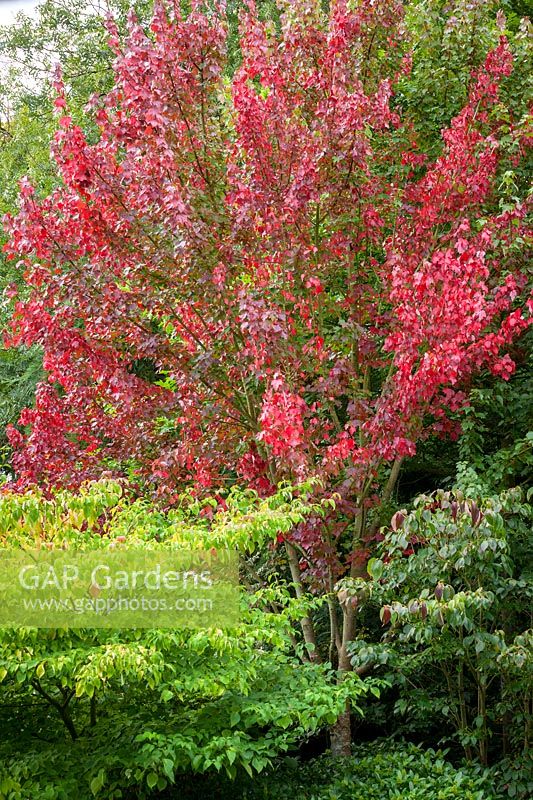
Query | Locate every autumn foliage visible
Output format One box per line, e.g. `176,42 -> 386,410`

3,0 -> 531,533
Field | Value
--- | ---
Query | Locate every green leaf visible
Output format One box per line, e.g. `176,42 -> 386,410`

162,758 -> 174,781
367,558 -> 384,581
90,769 -> 105,796
146,772 -> 158,790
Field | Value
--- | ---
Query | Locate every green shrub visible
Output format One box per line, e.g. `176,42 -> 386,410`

171,740 -> 504,800
354,487 -> 532,764
253,741 -> 502,800
0,481 -> 369,800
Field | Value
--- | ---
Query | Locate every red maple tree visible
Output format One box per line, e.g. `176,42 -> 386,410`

3,0 -> 531,751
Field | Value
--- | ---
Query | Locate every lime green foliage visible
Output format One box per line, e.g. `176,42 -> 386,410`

0,477 -> 331,549
355,488 -> 532,766
0,626 -> 360,798
0,481 -> 372,799
0,479 -> 124,541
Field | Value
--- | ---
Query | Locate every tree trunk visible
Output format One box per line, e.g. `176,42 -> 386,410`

285,541 -> 321,662
329,602 -> 357,755
90,693 -> 97,727
330,706 -> 352,756
477,678 -> 488,766
32,680 -> 78,741
329,459 -> 404,755
59,705 -> 78,741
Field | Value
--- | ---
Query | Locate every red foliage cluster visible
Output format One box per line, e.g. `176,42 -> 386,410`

3,1 -> 530,560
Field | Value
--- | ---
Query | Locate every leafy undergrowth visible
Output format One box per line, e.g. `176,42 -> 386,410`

1,738 -> 511,800
167,741 -> 506,800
